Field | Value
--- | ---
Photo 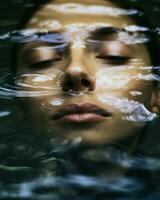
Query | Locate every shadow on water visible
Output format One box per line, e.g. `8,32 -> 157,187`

0,0 -> 160,199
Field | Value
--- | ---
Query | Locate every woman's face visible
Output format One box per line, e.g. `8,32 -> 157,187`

16,0 -> 157,145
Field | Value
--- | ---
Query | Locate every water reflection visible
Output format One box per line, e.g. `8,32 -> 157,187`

98,95 -> 157,122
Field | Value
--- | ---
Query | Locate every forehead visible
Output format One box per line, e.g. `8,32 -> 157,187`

26,0 -> 135,31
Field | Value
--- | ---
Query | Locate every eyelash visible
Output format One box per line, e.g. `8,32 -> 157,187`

28,59 -> 61,69
96,55 -> 130,65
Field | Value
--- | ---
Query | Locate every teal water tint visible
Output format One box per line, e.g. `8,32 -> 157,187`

0,0 -> 160,199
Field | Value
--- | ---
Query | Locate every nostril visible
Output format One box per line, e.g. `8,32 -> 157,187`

66,80 -> 74,88
81,79 -> 90,87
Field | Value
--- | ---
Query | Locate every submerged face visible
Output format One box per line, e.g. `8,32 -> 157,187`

16,0 -> 157,146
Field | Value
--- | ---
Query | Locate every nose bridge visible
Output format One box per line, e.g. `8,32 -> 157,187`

65,43 -> 89,79
68,45 -> 86,72
66,26 -> 87,71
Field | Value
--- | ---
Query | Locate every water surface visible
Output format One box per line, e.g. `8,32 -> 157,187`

0,0 -> 160,199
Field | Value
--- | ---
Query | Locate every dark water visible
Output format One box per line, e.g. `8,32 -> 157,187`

0,0 -> 160,199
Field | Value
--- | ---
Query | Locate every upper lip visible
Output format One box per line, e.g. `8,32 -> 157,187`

52,102 -> 111,120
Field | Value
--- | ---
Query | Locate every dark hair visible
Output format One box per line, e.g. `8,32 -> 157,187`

11,0 -> 160,76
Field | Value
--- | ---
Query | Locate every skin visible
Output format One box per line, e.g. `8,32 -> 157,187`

16,0 -> 159,149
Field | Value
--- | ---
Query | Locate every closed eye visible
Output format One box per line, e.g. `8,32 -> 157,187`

96,55 -> 130,65
28,59 -> 61,69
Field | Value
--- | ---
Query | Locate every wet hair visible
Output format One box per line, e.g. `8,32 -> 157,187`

11,0 -> 160,77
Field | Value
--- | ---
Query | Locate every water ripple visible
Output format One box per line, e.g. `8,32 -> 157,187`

0,69 -> 62,98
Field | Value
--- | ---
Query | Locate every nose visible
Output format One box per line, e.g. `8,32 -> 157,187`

61,47 -> 95,92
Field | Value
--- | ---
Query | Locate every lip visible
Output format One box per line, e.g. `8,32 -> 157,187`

52,102 -> 111,123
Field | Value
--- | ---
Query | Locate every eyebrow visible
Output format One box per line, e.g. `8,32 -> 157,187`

9,30 -> 68,44
33,26 -> 122,43
10,25 -> 148,45
15,26 -> 127,44
89,26 -> 121,39
35,32 -> 69,43
14,26 -> 143,47
64,26 -> 121,37
33,26 -> 119,35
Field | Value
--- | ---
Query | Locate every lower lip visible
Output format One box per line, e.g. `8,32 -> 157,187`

58,113 -> 105,123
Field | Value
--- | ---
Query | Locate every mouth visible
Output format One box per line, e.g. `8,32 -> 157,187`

52,102 -> 111,123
